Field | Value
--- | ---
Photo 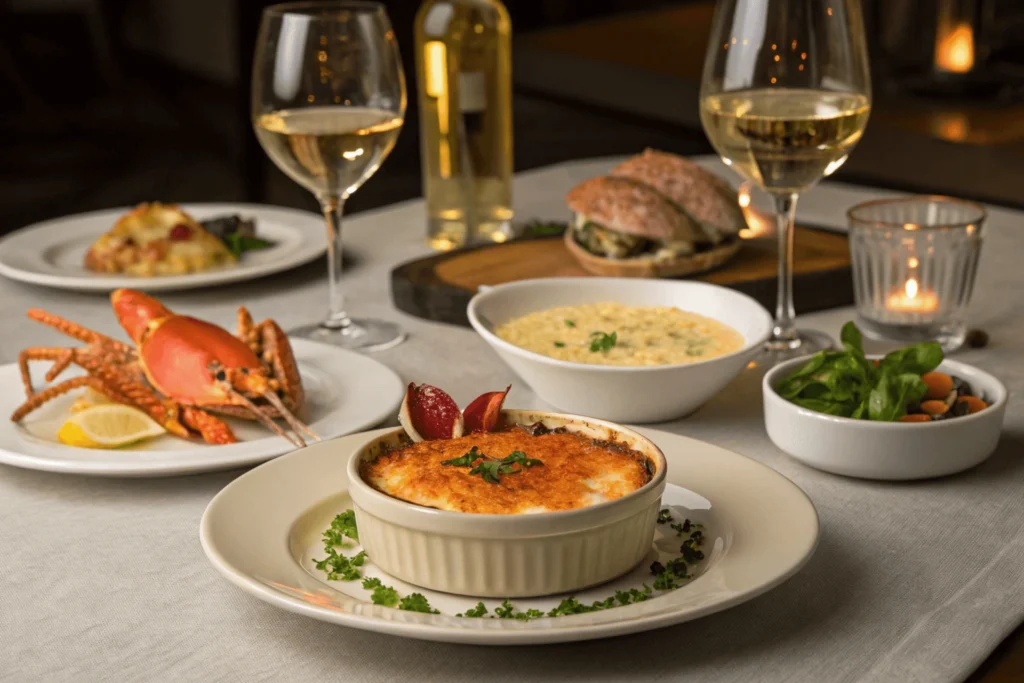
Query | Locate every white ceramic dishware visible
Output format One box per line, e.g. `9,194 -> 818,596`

763,357 -> 1007,480
0,339 -> 403,476
200,426 -> 819,645
467,277 -> 772,423
349,410 -> 667,598
0,204 -> 326,292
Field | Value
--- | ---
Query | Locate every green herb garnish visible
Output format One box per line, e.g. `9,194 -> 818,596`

224,233 -> 274,258
457,602 -> 489,618
774,321 -> 942,421
553,341 -> 566,348
564,319 -> 576,327
441,446 -> 483,468
323,509 -> 358,546
657,508 -> 673,525
362,577 -> 399,606
399,593 -> 440,614
445,448 -> 543,485
589,331 -> 618,353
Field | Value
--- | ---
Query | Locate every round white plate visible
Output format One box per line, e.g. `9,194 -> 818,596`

0,339 -> 404,477
200,428 -> 819,644
0,203 -> 326,292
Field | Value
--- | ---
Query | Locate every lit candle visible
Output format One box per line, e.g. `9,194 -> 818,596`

886,278 -> 940,314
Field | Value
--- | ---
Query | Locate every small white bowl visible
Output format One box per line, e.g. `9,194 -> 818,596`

763,357 -> 1008,480
347,409 -> 667,598
467,278 -> 772,423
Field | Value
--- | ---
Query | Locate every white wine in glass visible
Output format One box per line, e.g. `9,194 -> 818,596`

699,0 -> 871,355
252,2 -> 407,351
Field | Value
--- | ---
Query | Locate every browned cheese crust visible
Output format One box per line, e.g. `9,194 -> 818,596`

361,429 -> 652,514
565,176 -> 706,243
611,148 -> 746,241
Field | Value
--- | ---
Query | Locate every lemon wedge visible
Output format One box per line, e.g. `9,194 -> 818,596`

58,404 -> 165,449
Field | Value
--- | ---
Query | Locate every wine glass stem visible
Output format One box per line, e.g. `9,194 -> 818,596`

320,195 -> 351,331
772,192 -> 799,344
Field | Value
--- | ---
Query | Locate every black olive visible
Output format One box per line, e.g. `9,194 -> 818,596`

952,400 -> 970,417
215,370 -> 227,381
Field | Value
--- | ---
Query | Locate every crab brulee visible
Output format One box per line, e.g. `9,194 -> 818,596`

360,425 -> 653,515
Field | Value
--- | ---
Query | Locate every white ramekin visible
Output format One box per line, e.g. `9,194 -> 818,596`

764,356 -> 1008,480
346,409 -> 667,598
467,277 -> 772,423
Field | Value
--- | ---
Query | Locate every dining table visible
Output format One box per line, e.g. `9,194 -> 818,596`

1,156 -> 1022,683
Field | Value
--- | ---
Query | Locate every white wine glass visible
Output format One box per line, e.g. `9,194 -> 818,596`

699,0 -> 871,356
253,1 -> 407,351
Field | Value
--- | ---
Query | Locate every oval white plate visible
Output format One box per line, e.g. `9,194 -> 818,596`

200,428 -> 819,644
0,339 -> 403,477
0,203 -> 326,292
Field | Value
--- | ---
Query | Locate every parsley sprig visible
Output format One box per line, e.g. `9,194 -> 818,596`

442,447 -> 543,484
589,331 -> 618,353
657,508 -> 674,525
362,577 -> 399,607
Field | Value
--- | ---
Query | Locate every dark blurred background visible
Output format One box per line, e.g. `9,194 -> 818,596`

2,0 -> 1023,236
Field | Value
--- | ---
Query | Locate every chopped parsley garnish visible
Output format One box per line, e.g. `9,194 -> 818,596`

457,602 -> 489,618
564,319 -> 576,327
323,509 -> 359,546
444,448 -> 543,485
362,577 -> 399,606
553,341 -> 566,348
657,508 -> 674,524
313,549 -> 364,581
589,331 -> 618,353
398,593 -> 439,614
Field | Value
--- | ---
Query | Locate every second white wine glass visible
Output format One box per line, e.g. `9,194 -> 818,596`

253,1 -> 407,351
699,0 -> 871,356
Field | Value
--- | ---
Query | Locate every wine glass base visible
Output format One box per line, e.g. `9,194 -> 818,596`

290,318 -> 406,352
762,329 -> 833,363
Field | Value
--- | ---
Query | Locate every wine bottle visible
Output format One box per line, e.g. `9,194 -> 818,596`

415,0 -> 514,250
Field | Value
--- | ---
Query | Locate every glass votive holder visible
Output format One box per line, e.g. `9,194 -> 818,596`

847,196 -> 986,351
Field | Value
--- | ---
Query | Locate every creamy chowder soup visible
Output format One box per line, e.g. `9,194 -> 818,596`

495,302 -> 745,366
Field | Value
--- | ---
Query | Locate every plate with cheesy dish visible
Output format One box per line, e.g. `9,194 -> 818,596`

0,203 -> 326,292
200,383 -> 819,644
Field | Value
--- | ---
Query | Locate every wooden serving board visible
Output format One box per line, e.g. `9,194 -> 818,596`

391,225 -> 852,327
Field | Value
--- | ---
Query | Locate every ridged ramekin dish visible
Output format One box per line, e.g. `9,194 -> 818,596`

346,409 -> 667,598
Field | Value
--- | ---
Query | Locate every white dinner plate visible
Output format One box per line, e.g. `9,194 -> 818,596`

200,428 -> 819,644
0,203 -> 326,292
0,339 -> 404,477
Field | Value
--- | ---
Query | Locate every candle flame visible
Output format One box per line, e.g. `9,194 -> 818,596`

905,278 -> 919,299
935,22 -> 974,74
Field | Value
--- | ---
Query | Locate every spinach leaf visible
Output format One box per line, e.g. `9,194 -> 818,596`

840,321 -> 863,355
880,342 -> 943,376
868,371 -> 928,421
792,397 -> 857,417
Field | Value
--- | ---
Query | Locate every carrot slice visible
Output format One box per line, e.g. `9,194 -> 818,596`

921,372 -> 954,400
900,414 -> 932,423
920,400 -> 949,416
956,396 -> 988,414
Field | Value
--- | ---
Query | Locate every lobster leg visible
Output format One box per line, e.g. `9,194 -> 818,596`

181,407 -> 238,445
236,306 -> 261,357
19,347 -> 70,396
10,376 -> 133,423
76,359 -> 190,439
27,309 -> 132,353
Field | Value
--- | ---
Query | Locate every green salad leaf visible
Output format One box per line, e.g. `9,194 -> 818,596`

775,322 -> 943,422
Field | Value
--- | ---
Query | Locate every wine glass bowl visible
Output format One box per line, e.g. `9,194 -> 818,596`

699,0 -> 871,356
252,1 -> 407,351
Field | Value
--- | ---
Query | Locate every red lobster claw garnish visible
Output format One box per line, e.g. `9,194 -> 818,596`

463,385 -> 511,434
398,383 -> 464,442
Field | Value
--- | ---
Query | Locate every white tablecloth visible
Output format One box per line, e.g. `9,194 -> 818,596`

2,157 -> 1022,683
